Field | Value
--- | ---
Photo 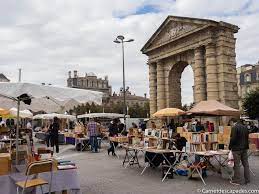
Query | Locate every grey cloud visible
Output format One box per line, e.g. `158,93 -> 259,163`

0,0 -> 258,105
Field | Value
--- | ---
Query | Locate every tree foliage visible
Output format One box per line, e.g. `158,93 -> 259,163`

242,87 -> 259,120
181,102 -> 194,111
69,101 -> 150,118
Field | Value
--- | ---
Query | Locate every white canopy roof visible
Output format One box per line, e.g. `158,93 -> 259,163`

78,113 -> 126,119
0,82 -> 102,103
33,113 -> 76,120
0,82 -> 103,112
9,107 -> 33,119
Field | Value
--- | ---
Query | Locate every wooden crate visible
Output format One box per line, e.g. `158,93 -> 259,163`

0,153 -> 11,175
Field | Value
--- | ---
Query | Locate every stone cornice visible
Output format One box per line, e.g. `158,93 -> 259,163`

141,15 -> 239,54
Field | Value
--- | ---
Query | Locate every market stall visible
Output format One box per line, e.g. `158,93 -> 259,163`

9,108 -> 33,119
0,82 -> 103,164
185,100 -> 240,151
33,113 -> 77,144
78,112 -> 127,149
118,103 -> 244,184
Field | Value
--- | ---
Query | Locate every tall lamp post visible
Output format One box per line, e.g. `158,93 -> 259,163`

113,35 -> 134,128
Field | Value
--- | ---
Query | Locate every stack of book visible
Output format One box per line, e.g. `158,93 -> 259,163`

57,159 -> 77,170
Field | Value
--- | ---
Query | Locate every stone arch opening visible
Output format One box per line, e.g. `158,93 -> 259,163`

181,65 -> 194,106
168,61 -> 194,108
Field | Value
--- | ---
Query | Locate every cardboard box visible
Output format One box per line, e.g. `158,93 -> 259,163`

186,132 -> 192,142
218,133 -> 224,144
0,153 -> 11,175
181,132 -> 188,139
177,127 -> 183,134
223,137 -> 230,145
223,126 -> 232,136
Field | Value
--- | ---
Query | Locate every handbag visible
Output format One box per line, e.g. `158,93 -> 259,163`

227,151 -> 234,168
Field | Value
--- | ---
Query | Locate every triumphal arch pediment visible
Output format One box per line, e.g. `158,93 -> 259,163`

141,16 -> 239,114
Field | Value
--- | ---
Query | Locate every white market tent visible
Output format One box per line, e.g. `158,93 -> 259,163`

78,113 -> 126,119
33,113 -> 76,120
0,97 -> 81,113
9,107 -> 33,119
0,82 -> 102,105
0,82 -> 103,163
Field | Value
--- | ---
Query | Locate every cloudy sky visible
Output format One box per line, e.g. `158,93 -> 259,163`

0,0 -> 259,104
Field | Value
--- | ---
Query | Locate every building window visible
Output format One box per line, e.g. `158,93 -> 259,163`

87,80 -> 89,87
245,73 -> 251,82
257,72 -> 259,80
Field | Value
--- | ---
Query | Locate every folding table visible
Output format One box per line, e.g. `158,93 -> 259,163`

109,136 -> 128,159
141,148 -> 183,182
122,145 -> 144,168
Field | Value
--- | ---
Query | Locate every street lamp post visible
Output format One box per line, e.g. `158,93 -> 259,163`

114,35 -> 134,129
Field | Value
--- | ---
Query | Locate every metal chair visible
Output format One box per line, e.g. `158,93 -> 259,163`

16,159 -> 54,194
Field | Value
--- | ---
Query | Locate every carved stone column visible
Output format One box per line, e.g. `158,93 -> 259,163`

156,60 -> 166,110
149,63 -> 157,115
205,43 -> 219,100
216,30 -> 239,109
194,47 -> 207,103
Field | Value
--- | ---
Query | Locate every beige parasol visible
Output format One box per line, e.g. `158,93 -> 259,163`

152,108 -> 185,117
188,100 -> 240,116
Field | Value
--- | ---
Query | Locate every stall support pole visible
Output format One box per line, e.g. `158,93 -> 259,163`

15,99 -> 21,165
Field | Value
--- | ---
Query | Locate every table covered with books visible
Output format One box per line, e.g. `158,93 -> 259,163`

120,126 -> 236,185
34,132 -> 65,144
121,143 -> 231,184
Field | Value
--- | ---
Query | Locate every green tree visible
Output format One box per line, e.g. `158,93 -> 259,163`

242,87 -> 259,120
182,104 -> 188,111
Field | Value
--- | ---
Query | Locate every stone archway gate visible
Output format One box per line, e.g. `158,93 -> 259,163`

141,16 -> 239,115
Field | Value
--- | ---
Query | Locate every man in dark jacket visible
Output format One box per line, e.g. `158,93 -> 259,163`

50,117 -> 60,153
229,118 -> 250,185
107,119 -> 119,156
